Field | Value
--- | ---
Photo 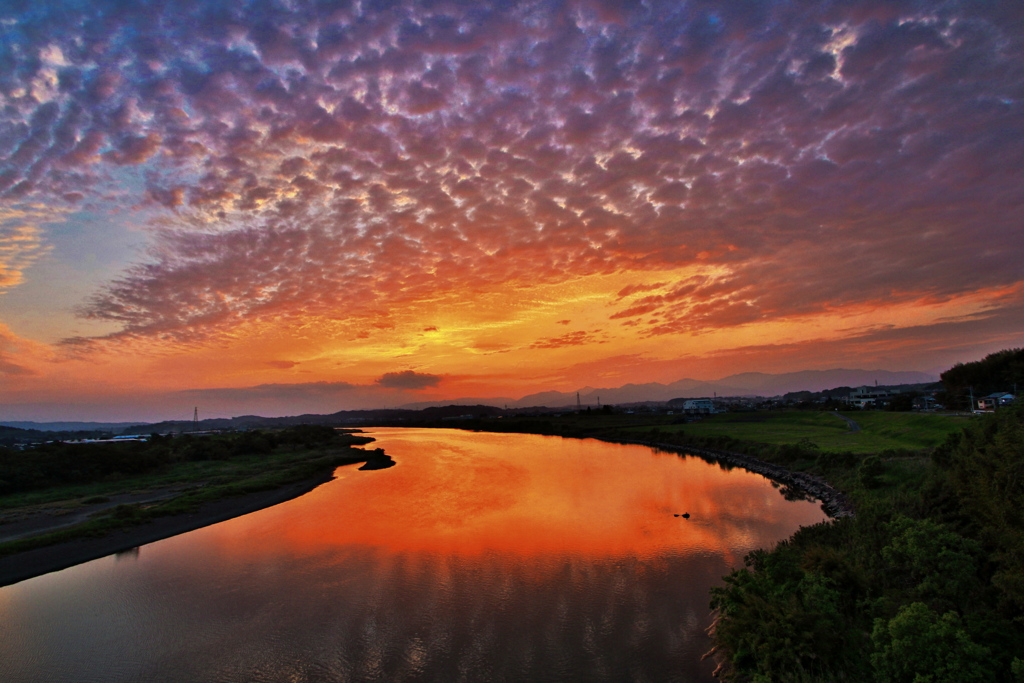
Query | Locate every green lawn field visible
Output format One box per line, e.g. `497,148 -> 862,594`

636,411 -> 970,454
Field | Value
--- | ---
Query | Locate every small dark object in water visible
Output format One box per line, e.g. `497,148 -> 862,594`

359,449 -> 396,470
359,457 -> 395,470
682,512 -> 690,519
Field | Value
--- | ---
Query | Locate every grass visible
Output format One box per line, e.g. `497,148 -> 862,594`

628,410 -> 969,454
0,447 -> 349,511
460,409 -> 971,508
605,410 -> 971,517
847,412 -> 970,450
0,445 -> 368,558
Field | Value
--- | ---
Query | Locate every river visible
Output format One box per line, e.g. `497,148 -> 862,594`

0,428 -> 828,682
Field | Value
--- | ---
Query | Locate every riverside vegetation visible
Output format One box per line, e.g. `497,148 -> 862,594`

436,403 -> 1022,681
0,425 -> 375,558
5,350 -> 1023,680
702,402 -> 1024,682
696,349 -> 1024,682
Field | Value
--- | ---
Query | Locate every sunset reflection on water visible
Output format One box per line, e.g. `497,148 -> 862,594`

0,429 -> 828,683
202,429 -> 824,563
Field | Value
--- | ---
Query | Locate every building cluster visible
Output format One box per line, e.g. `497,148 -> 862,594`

655,384 -> 1015,415
848,386 -> 901,409
975,392 -> 1015,411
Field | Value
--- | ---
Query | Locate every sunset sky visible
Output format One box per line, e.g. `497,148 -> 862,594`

1,0 -> 1023,421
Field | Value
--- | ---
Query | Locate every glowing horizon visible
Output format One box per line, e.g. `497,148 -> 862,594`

1,1 -> 1023,422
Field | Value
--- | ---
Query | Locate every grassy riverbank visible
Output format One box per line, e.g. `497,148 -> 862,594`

431,409 -> 966,451
641,410 -> 969,453
704,404 -> 1024,682
433,408 -> 1022,681
0,426 -> 378,564
5,408 -> 1020,679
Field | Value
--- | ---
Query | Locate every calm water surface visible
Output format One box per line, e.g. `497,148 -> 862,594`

0,428 -> 828,682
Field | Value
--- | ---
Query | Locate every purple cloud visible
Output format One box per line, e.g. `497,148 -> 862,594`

376,370 -> 443,390
0,0 -> 1017,348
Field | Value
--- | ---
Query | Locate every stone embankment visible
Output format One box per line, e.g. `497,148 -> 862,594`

614,438 -> 855,519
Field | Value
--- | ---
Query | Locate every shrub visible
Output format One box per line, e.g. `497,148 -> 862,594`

859,455 -> 885,488
871,602 -> 992,683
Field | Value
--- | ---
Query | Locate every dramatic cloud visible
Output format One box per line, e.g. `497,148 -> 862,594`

376,370 -> 443,390
0,206 -> 57,292
0,0 -> 1016,343
0,0 -> 1022,419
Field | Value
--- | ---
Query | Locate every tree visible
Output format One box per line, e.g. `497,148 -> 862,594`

886,392 -> 917,412
880,516 -> 981,611
938,401 -> 1024,611
940,348 -> 1024,405
871,602 -> 992,683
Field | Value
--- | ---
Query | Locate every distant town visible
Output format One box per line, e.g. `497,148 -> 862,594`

2,378 -> 1015,451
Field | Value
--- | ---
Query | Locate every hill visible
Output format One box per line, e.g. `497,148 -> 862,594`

402,368 -> 937,410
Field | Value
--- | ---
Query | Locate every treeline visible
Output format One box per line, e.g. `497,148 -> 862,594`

0,425 -> 367,496
941,348 -> 1024,408
782,384 -> 939,412
445,415 -> 881,475
708,401 -> 1024,682
0,425 -> 116,448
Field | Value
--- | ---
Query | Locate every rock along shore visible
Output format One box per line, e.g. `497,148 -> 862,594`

606,437 -> 855,519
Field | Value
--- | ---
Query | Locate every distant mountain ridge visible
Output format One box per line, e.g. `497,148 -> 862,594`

400,368 -> 938,410
1,368 -> 937,433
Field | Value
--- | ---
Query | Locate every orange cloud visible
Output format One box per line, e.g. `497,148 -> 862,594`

0,1 -> 1022,419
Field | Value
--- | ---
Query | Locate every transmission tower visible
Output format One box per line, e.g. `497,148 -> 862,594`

193,407 -> 199,432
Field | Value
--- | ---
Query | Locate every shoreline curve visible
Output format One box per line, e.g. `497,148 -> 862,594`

0,431 -> 851,589
0,469 -> 337,589
599,436 -> 854,519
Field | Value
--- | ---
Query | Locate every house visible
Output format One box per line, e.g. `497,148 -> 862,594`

681,398 -> 716,415
849,386 -> 900,409
977,393 -> 1015,411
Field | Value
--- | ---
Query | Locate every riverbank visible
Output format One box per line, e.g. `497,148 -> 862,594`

434,415 -> 858,519
0,471 -> 335,587
0,433 -> 393,587
0,424 -> 850,588
704,403 -> 1024,681
610,438 -> 855,518
406,410 -> 961,521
